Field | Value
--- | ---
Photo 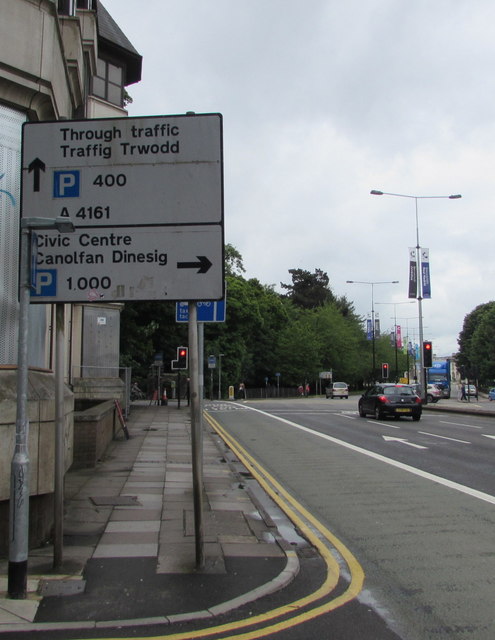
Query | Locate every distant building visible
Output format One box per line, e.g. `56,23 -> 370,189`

0,0 -> 142,553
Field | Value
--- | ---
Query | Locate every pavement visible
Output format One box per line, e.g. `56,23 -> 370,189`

0,400 -> 303,635
423,392 -> 495,416
0,392 -> 493,636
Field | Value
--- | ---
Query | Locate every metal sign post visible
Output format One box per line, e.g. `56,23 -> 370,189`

8,224 -> 31,599
188,304 -> 204,568
9,217 -> 74,598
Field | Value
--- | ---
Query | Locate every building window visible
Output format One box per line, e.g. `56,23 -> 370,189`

92,58 -> 124,106
58,0 -> 76,15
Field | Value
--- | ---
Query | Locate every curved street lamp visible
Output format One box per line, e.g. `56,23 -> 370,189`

346,280 -> 399,381
370,190 -> 462,400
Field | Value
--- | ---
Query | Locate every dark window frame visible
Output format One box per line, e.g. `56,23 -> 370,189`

92,56 -> 125,107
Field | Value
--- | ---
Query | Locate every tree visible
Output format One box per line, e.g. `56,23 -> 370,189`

470,307 -> 495,382
280,268 -> 334,309
225,243 -> 245,277
456,301 -> 495,382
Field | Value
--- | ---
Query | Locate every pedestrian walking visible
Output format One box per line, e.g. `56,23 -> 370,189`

460,383 -> 467,401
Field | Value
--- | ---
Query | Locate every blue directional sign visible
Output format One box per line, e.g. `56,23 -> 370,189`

176,299 -> 226,323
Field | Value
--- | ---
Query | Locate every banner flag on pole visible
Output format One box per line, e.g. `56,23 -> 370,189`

421,248 -> 431,299
396,325 -> 402,348
366,318 -> 372,340
374,317 -> 380,338
408,247 -> 417,299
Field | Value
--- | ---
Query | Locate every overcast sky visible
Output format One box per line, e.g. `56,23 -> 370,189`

102,0 -> 495,356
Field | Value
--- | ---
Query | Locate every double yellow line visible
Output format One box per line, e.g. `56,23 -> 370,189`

94,412 -> 365,640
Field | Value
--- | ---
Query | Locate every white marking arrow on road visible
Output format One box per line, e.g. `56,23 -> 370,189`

382,435 -> 428,449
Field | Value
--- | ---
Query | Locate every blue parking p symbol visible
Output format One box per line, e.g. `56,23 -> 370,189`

53,170 -> 80,198
31,269 -> 57,297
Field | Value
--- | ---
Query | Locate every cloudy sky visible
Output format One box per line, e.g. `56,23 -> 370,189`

102,0 -> 495,356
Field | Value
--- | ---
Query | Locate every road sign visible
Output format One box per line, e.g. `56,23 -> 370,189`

29,225 -> 223,303
21,114 -> 223,226
21,113 -> 224,303
176,299 -> 226,323
208,355 -> 217,369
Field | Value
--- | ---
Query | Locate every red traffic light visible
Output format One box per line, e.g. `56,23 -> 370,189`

381,363 -> 389,378
176,346 -> 188,369
423,341 -> 433,367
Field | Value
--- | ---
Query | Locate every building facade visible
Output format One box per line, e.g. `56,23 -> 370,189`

0,0 -> 141,553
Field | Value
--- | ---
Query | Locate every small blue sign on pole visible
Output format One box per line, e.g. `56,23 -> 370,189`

176,299 -> 226,323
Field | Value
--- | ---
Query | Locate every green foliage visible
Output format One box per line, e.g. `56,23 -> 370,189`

119,246 -> 394,392
456,301 -> 495,383
281,268 -> 334,309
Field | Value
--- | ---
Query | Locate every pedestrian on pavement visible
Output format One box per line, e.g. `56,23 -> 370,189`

460,383 -> 467,402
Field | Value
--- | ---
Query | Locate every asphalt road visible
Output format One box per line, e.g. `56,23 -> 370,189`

209,397 -> 495,640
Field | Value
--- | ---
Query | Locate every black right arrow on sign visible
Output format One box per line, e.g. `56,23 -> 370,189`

177,256 -> 212,274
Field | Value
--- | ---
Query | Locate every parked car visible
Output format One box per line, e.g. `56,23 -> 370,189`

435,382 -> 450,399
326,382 -> 349,399
411,383 -> 442,403
466,384 -> 478,399
489,388 -> 495,401
358,384 -> 422,421
426,384 -> 443,403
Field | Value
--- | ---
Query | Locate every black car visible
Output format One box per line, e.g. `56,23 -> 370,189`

358,383 -> 422,421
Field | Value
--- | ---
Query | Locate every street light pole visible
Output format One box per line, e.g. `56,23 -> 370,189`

346,280 -> 399,381
375,301 -> 415,381
370,190 -> 461,400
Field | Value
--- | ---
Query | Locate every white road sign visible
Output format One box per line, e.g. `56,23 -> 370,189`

30,225 -> 224,303
21,114 -> 223,226
21,113 -> 224,303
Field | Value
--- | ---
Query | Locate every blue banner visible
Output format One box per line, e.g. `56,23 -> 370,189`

421,248 -> 431,299
408,247 -> 417,299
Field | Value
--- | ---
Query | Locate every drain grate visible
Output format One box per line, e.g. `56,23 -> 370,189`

90,496 -> 140,506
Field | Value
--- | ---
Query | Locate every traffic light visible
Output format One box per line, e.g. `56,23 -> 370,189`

423,341 -> 433,368
381,363 -> 389,379
176,346 -> 188,369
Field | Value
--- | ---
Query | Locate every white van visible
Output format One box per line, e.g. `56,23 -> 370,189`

325,382 -> 349,399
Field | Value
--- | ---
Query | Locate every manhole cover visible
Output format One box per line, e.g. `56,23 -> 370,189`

39,579 -> 86,597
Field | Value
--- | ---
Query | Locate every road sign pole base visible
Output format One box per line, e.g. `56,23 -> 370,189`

8,560 -> 27,599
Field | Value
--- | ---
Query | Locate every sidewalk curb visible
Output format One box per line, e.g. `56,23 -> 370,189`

0,403 -> 303,634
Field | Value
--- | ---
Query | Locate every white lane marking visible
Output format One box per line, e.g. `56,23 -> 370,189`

440,420 -> 482,429
368,420 -> 400,429
340,414 -> 357,420
382,435 -> 428,449
482,434 -> 495,440
232,403 -> 495,506
419,431 -> 471,444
